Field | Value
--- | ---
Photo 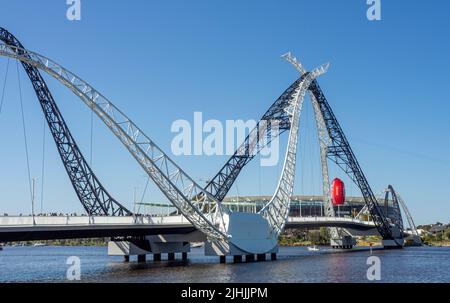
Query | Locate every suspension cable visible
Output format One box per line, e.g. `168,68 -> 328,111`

0,57 -> 10,114
40,117 -> 46,214
299,97 -> 308,217
90,108 -> 93,166
258,150 -> 262,198
16,60 -> 33,209
136,176 -> 151,215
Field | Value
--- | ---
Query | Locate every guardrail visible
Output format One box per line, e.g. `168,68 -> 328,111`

0,215 -> 189,227
0,215 -> 375,227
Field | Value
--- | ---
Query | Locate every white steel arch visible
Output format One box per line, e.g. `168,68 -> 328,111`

281,52 -> 341,240
259,64 -> 329,237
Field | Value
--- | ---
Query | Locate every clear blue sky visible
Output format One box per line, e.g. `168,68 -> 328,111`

0,0 -> 449,225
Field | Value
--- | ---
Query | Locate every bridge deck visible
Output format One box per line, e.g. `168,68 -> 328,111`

0,215 -> 376,242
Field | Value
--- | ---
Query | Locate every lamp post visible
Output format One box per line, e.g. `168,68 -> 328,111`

31,178 -> 37,225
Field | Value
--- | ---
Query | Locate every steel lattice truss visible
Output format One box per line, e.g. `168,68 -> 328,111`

260,65 -> 329,237
206,51 -> 403,244
0,27 -> 131,216
0,40 -> 328,245
0,30 -> 406,246
203,79 -> 300,201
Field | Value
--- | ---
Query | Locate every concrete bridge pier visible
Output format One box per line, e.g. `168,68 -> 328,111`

153,253 -> 161,261
382,227 -> 405,249
233,255 -> 243,263
404,235 -> 422,247
182,252 -> 188,261
330,236 -> 356,249
257,254 -> 266,262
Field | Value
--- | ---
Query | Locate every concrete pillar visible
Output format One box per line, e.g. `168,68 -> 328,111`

123,255 -> 130,262
246,254 -> 255,262
219,256 -> 226,264
233,255 -> 242,263
168,252 -> 175,261
182,252 -> 188,261
257,254 -> 266,262
153,253 -> 161,261
137,254 -> 146,263
271,253 -> 277,261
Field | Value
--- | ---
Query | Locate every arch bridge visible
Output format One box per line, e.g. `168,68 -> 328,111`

0,28 -> 421,262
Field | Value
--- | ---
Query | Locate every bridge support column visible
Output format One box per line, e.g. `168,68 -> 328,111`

168,253 -> 175,261
330,236 -> 356,249
219,256 -> 226,264
153,253 -> 161,261
137,254 -> 146,263
382,227 -> 405,248
182,252 -> 188,261
233,255 -> 242,263
271,253 -> 277,261
257,254 -> 266,262
246,254 -> 255,262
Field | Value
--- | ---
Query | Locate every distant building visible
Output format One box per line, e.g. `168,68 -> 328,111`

430,224 -> 447,234
222,195 -> 397,218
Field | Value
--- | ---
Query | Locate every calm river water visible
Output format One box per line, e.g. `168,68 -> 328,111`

0,246 -> 448,283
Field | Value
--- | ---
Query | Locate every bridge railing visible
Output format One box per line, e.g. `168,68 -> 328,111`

0,215 -> 189,226
0,215 -> 375,227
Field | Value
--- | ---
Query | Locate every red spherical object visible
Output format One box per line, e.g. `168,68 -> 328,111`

331,178 -> 345,206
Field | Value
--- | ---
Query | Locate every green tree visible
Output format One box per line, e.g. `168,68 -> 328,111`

445,228 -> 450,240
308,230 -> 321,245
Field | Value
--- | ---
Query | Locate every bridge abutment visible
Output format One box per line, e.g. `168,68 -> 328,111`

108,238 -> 192,262
330,236 -> 356,249
382,239 -> 405,249
382,227 -> 405,248
257,254 -> 267,262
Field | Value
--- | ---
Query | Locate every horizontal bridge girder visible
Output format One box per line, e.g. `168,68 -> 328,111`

0,215 -> 377,242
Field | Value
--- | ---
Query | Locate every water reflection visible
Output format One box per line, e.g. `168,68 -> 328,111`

0,246 -> 449,283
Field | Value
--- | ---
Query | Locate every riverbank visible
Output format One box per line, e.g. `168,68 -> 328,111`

1,245 -> 449,282
423,240 -> 450,247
